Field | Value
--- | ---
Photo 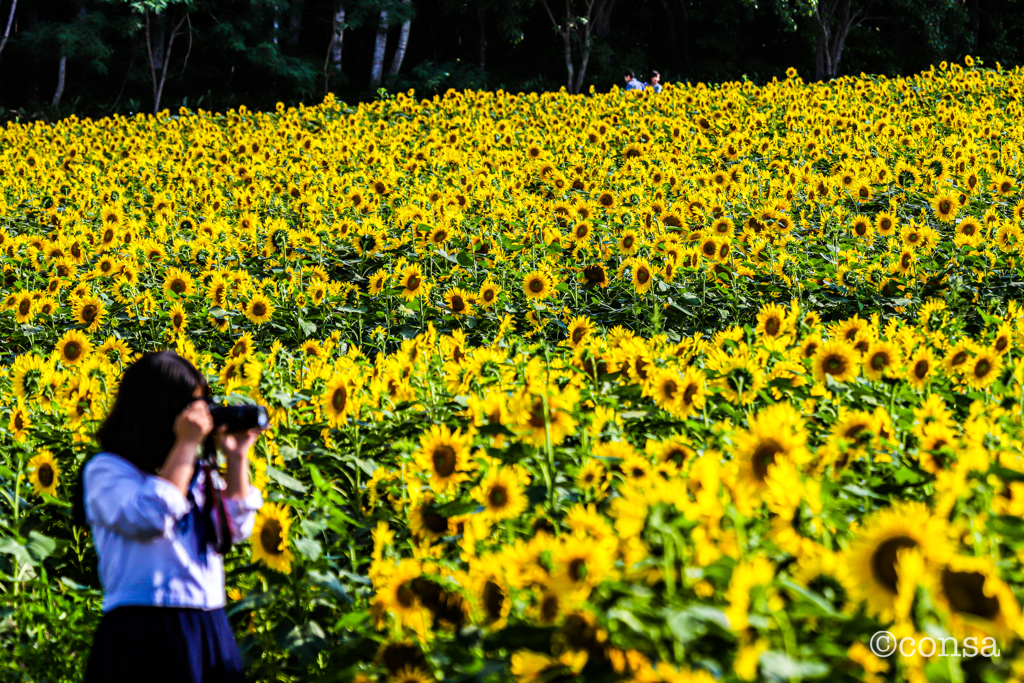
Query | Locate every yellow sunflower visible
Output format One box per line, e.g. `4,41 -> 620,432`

472,466 -> 528,522
250,502 -> 294,573
937,555 -> 1021,642
12,293 -> 33,323
242,294 -> 273,325
323,371 -> 360,425
733,403 -> 809,497
931,192 -> 958,222
477,281 -> 501,309
905,346 -> 936,390
565,316 -> 593,349
811,339 -> 859,384
398,264 -> 427,300
413,424 -> 473,492
27,451 -> 59,496
630,258 -> 654,294
54,329 -> 93,365
846,501 -> 952,620
863,340 -> 901,381
522,270 -> 552,301
163,267 -> 195,297
964,349 -> 1001,390
444,287 -> 474,316
9,402 -> 32,442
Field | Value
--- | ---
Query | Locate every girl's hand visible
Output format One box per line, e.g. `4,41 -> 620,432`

173,400 -> 214,447
214,424 -> 263,461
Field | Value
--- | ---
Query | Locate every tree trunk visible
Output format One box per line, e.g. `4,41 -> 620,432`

0,0 -> 17,61
51,55 -> 66,108
561,30 -> 574,93
813,0 -> 857,81
52,6 -> 85,110
369,9 -> 388,88
331,3 -> 345,69
324,2 -> 345,95
573,23 -> 591,94
477,2 -> 486,71
287,0 -> 304,49
145,10 -> 189,113
386,0 -> 411,83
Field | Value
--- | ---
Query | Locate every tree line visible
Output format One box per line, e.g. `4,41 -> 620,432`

0,0 -> 1020,119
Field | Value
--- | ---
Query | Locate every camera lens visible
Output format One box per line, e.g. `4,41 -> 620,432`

208,403 -> 269,432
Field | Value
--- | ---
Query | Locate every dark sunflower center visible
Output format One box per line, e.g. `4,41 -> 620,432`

406,275 -> 421,290
914,360 -> 930,379
568,558 -> 587,582
752,439 -> 783,481
252,303 -> 267,317
331,386 -> 347,412
765,317 -> 780,336
488,484 -> 509,509
941,569 -> 1001,620
824,355 -> 846,375
637,267 -> 650,284
64,342 -> 81,360
18,300 -> 30,315
661,379 -> 677,399
482,580 -> 506,621
939,200 -> 952,213
871,535 -> 919,593
38,463 -> 54,487
82,305 -> 97,322
975,359 -> 991,378
870,352 -> 889,370
260,519 -> 283,555
529,279 -> 544,293
396,581 -> 416,608
432,445 -> 457,477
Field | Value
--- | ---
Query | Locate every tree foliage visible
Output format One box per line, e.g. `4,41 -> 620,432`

0,0 -> 1020,119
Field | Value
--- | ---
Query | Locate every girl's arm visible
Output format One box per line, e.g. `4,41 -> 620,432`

218,426 -> 265,544
84,455 -> 192,540
158,400 -> 214,496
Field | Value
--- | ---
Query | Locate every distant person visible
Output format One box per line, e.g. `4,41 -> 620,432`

624,69 -> 645,92
649,71 -> 662,93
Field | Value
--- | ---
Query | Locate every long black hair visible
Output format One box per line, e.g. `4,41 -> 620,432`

72,351 -> 209,527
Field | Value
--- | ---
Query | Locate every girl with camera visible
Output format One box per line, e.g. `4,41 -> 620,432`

73,351 -> 265,683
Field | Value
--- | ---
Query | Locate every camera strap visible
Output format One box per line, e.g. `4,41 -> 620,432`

188,443 -> 232,562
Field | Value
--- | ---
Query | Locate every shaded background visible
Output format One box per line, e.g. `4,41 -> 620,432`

0,0 -> 1021,120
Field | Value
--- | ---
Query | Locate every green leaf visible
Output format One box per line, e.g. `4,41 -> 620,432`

308,570 -> 353,604
25,532 -> 55,563
294,537 -> 322,561
298,319 -> 317,337
266,466 -> 308,493
759,651 -> 829,681
0,537 -> 31,565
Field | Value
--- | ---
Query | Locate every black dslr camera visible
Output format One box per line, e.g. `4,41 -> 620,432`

207,402 -> 270,432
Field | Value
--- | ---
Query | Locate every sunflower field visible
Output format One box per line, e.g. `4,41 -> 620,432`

3,58 -> 1024,683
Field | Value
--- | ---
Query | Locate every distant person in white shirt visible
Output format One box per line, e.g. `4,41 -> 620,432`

624,69 -> 645,92
649,70 -> 663,93
75,351 -> 265,683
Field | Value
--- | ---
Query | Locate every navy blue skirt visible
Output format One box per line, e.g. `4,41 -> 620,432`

85,606 -> 245,683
